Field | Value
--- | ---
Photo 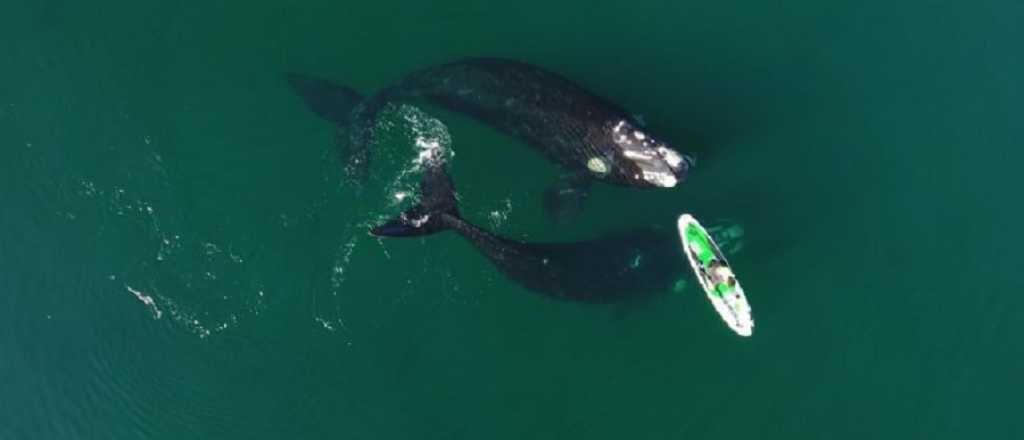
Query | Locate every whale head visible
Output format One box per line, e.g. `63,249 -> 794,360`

597,120 -> 694,188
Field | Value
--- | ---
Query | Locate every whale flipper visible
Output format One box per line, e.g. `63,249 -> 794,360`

542,173 -> 592,224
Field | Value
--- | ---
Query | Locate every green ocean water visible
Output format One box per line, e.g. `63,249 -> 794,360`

2,1 -> 1021,438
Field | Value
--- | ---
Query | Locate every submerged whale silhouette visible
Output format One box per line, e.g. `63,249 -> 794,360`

368,156 -> 740,303
287,58 -> 695,219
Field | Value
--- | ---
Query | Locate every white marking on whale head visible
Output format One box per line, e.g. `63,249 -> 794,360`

606,119 -> 692,187
657,146 -> 684,168
642,170 -> 677,187
587,157 -> 610,174
623,149 -> 656,161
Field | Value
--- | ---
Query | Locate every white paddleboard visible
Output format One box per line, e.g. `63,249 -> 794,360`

678,214 -> 754,337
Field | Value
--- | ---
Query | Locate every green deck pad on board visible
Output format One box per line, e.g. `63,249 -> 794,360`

715,282 -> 735,297
685,224 -> 716,265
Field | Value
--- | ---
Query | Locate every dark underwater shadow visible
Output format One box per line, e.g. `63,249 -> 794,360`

283,52 -> 831,299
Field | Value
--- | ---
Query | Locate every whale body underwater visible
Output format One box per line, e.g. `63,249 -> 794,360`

287,57 -> 695,218
368,155 -> 741,303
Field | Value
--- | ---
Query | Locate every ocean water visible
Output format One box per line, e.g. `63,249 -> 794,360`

2,1 -> 1021,438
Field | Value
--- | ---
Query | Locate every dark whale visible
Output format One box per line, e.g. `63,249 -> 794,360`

286,58 -> 694,218
368,157 -> 740,303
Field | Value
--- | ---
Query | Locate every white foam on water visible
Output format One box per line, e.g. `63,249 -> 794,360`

315,234 -> 360,334
414,137 -> 444,166
487,198 -> 514,229
310,103 -> 455,339
363,104 -> 455,218
124,284 -> 162,319
76,178 -> 269,339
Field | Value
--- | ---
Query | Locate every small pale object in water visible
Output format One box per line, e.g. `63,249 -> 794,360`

586,157 -> 609,174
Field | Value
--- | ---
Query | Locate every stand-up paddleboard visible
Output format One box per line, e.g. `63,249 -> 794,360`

678,214 -> 754,337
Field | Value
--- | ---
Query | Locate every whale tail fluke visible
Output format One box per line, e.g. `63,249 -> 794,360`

285,72 -> 378,183
370,160 -> 461,238
285,73 -> 363,127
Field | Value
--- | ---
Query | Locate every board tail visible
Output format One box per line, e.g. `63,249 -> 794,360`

370,161 -> 461,237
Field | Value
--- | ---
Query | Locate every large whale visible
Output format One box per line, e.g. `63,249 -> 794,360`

287,58 -> 695,218
368,156 -> 740,303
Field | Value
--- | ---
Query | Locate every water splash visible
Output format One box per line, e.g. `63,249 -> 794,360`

487,198 -> 514,229
124,284 -> 162,319
76,178 -> 267,339
309,103 -> 454,335
377,103 -> 455,213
